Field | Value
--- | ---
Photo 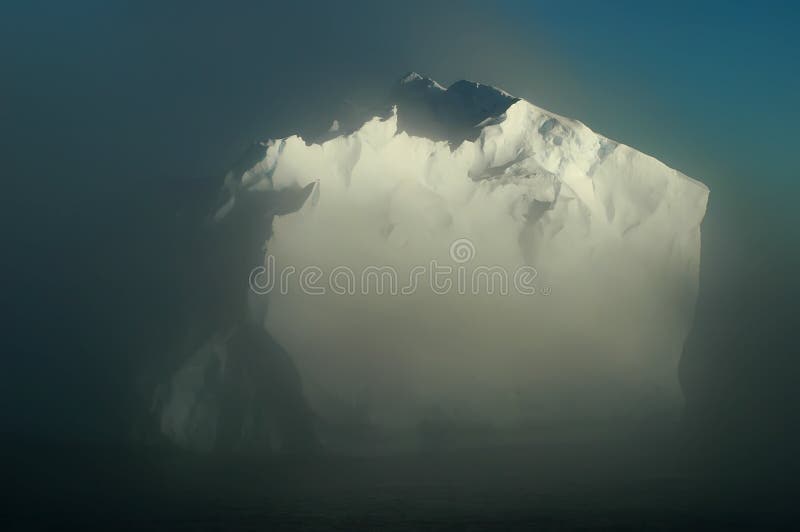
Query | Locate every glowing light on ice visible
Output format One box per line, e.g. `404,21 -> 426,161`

162,74 -> 709,447
233,84 -> 708,430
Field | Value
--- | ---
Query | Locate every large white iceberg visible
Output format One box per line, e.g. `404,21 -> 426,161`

163,74 -> 709,449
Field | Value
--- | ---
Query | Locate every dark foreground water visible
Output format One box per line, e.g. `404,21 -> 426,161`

3,436 -> 795,531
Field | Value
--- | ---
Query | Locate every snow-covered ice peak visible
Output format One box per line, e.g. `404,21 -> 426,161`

399,71 -> 423,84
390,73 -> 518,143
399,71 -> 445,91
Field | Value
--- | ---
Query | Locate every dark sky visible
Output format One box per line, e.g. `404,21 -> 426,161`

2,0 -> 798,470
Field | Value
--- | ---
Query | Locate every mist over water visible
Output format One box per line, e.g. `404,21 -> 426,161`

3,1 -> 798,528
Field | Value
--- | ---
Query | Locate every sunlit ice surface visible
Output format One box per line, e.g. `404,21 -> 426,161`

161,75 -> 708,452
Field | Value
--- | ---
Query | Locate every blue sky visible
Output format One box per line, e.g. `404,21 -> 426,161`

471,2 -> 794,186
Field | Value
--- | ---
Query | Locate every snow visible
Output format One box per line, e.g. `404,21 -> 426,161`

389,73 -> 519,144
167,74 -> 709,446
399,71 -> 445,91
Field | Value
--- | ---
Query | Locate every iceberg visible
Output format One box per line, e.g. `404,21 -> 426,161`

161,73 -> 709,449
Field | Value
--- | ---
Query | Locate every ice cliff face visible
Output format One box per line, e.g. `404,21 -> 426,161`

161,74 -> 709,449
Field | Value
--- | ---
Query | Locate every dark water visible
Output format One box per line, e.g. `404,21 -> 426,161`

4,435 -> 796,530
